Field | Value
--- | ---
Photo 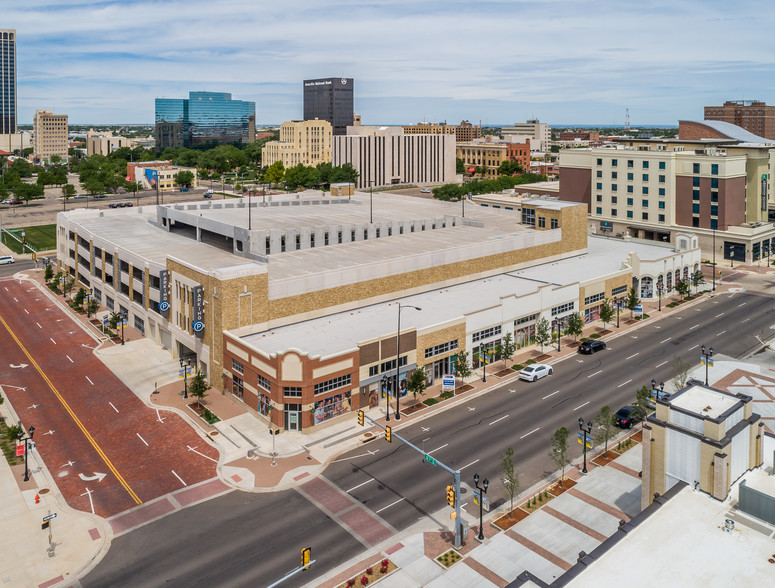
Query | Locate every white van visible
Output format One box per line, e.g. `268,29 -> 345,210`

0,255 -> 15,265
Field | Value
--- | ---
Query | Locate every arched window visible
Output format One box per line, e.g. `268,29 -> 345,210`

667,271 -> 673,291
683,267 -> 689,280
640,276 -> 654,299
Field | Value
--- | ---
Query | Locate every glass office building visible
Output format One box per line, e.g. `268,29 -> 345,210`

155,92 -> 255,149
0,29 -> 17,135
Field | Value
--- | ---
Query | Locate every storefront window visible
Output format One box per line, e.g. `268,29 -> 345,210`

667,272 -> 673,291
640,276 -> 653,299
313,392 -> 351,425
258,392 -> 271,416
472,339 -> 501,369
232,375 -> 244,399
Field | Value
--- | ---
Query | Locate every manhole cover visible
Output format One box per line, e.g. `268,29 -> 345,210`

209,430 -> 219,436
364,433 -> 373,438
39,488 -> 50,494
460,487 -> 468,494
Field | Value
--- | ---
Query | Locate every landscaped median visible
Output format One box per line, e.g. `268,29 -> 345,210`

337,558 -> 397,587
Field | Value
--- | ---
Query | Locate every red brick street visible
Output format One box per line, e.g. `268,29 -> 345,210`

0,277 -> 219,518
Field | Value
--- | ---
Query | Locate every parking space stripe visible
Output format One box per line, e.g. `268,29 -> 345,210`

0,314 -> 142,505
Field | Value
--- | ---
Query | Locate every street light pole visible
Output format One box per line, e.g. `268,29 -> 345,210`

180,357 -> 191,398
556,318 -> 561,352
657,282 -> 663,312
473,473 -> 489,541
712,228 -> 716,291
651,378 -> 665,402
578,418 -> 591,474
701,345 -> 714,386
616,297 -> 620,328
395,304 -> 421,420
383,375 -> 390,422
481,348 -> 487,383
17,425 -> 35,482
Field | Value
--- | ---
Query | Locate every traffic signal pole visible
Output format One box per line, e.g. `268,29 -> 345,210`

359,411 -> 464,548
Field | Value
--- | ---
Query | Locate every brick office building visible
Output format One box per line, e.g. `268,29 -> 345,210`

704,100 -> 775,140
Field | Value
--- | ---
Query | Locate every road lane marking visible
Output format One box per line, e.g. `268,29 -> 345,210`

137,433 -> 149,446
488,415 -> 509,426
171,470 -> 186,487
460,459 -> 480,470
660,338 -> 671,344
108,402 -> 119,413
346,478 -> 375,493
617,379 -> 632,388
626,353 -> 639,360
376,497 -> 405,513
689,324 -> 700,330
521,427 -> 540,439
738,303 -> 747,307
13,297 -> 17,302
587,370 -> 603,378
656,361 -> 668,368
716,330 -> 726,336
24,309 -> 28,315
36,322 -> 41,328
50,338 -> 56,344
331,449 -> 380,463
66,355 -> 73,363
186,445 -> 217,463
715,313 -> 725,318
688,344 -> 699,351
543,390 -> 559,400
0,314 -> 142,505
156,409 -> 165,423
573,401 -> 590,411
85,376 -> 94,385
81,488 -> 95,515
428,443 -> 448,454
742,318 -> 751,323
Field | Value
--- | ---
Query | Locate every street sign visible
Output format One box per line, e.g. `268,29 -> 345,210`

15,444 -> 24,457
424,454 -> 437,466
42,513 -> 57,522
577,431 -> 592,448
634,304 -> 643,314
441,374 -> 455,392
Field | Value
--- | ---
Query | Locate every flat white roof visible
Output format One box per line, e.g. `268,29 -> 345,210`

671,385 -> 739,419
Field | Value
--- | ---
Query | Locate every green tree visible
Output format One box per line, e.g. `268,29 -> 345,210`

632,385 -> 653,428
50,154 -> 62,164
265,161 -> 285,188
550,145 -> 560,153
497,160 -> 524,176
456,157 -> 466,174
593,406 -> 617,457
431,184 -> 464,201
566,312 -> 584,341
535,316 -> 551,351
452,351 -> 472,390
474,165 -> 487,178
548,427 -> 570,487
188,370 -> 211,405
174,170 -> 195,187
500,447 -> 520,519
406,366 -> 427,399
690,269 -> 705,294
671,354 -> 692,390
86,298 -> 99,318
599,298 -> 614,330
62,277 -> 75,298
62,183 -> 76,209
500,332 -> 516,369
626,286 -> 640,318
73,287 -> 87,309
675,279 -> 690,300
44,264 -> 54,283
108,311 -> 122,330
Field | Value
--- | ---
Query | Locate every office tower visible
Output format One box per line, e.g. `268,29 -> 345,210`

0,29 -> 17,135
704,100 -> 775,140
155,91 -> 256,149
303,78 -> 353,136
33,109 -> 68,164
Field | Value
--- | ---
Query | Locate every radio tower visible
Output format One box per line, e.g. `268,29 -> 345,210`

624,108 -> 631,132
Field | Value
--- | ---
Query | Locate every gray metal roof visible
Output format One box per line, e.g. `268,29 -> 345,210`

684,120 -> 775,145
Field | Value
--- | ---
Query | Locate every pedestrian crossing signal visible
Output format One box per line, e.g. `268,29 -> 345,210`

301,546 -> 311,569
385,426 -> 392,443
358,410 -> 364,426
446,485 -> 455,507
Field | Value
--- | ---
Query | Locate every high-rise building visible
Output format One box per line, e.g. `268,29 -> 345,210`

155,91 -> 256,149
262,119 -> 332,168
0,29 -> 17,135
303,78 -> 353,136
33,109 -> 68,164
704,100 -> 775,140
501,119 -> 551,151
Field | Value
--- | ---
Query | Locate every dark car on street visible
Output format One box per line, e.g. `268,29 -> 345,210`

615,406 -> 638,429
108,202 -> 119,208
578,340 -> 606,354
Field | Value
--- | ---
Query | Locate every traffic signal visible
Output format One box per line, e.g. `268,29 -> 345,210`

301,546 -> 311,570
385,426 -> 392,443
446,485 -> 455,507
357,410 -> 364,426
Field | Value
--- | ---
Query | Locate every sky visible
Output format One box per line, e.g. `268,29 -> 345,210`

5,0 -> 775,126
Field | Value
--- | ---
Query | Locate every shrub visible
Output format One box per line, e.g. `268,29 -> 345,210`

439,391 -> 453,400
423,398 -> 439,406
589,333 -> 602,339
525,359 -> 537,365
361,575 -> 369,586
512,363 -> 524,371
366,567 -> 373,576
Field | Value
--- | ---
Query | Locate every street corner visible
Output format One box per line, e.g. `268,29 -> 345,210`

221,451 -> 322,492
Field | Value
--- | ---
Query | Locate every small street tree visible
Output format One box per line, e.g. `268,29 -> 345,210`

566,312 -> 584,342
549,427 -> 570,486
452,351 -> 472,391
72,287 -> 87,309
599,298 -> 614,331
265,161 -> 285,188
691,269 -> 705,294
44,264 -> 54,283
535,316 -> 551,352
108,311 -> 122,330
626,286 -> 640,319
675,279 -> 690,300
62,183 -> 76,210
86,298 -> 99,318
632,385 -> 653,429
593,405 -> 617,457
500,332 -> 516,369
671,354 -> 692,390
188,371 -> 211,406
406,366 -> 427,399
500,447 -> 520,519
62,277 -> 75,299
174,170 -> 195,187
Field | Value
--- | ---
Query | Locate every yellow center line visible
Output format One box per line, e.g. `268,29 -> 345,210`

0,314 -> 142,505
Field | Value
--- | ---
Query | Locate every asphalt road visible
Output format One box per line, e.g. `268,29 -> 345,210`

82,289 -> 775,587
0,259 -> 35,277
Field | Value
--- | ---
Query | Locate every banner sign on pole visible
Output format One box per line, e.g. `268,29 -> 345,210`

577,431 -> 592,448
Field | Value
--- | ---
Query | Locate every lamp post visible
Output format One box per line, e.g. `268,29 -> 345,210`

730,249 -> 734,269
395,304 -> 421,420
473,473 -> 489,541
481,347 -> 487,383
368,180 -> 375,224
578,418 -> 592,474
16,425 -> 35,482
651,378 -> 665,402
615,296 -> 620,328
382,375 -> 391,422
180,357 -> 192,398
657,281 -> 663,312
555,318 -> 561,352
701,345 -> 714,386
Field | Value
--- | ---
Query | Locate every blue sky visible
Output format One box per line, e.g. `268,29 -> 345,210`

6,0 -> 775,126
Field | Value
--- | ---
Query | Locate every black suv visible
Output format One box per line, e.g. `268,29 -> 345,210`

578,340 -> 606,354
615,406 -> 638,428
